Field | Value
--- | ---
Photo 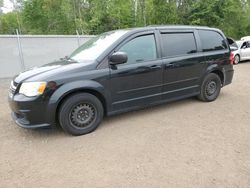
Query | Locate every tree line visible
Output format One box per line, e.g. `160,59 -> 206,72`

0,0 -> 250,39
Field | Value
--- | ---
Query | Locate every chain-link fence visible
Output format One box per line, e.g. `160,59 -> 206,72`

0,32 -> 94,78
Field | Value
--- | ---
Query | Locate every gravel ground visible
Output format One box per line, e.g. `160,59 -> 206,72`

0,62 -> 250,188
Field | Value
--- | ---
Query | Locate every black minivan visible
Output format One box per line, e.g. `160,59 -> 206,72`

8,25 -> 234,135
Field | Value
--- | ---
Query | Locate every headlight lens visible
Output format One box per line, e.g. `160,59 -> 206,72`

19,82 -> 47,97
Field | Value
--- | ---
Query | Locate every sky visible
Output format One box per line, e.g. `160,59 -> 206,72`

1,0 -> 14,13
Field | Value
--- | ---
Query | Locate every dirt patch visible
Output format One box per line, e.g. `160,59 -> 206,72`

1,63 -> 250,187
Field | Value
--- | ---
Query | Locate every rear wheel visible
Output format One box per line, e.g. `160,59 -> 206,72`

234,55 -> 240,65
198,73 -> 221,102
58,93 -> 103,135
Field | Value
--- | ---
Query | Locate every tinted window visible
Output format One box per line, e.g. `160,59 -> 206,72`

119,35 -> 157,64
241,42 -> 247,49
199,30 -> 227,52
247,41 -> 250,48
241,41 -> 250,48
161,33 -> 197,57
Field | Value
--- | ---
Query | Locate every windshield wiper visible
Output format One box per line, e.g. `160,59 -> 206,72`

60,56 -> 77,63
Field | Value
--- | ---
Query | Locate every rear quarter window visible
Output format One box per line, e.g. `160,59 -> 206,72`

198,30 -> 227,52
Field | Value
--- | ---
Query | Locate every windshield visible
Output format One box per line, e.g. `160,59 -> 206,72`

236,41 -> 243,48
69,30 -> 128,63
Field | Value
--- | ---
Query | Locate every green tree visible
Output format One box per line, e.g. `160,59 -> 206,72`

22,0 -> 75,34
187,0 -> 249,39
149,0 -> 178,25
0,0 -> 249,38
0,12 -> 20,34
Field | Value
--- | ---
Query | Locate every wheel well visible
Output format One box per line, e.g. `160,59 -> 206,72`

56,89 -> 107,123
211,70 -> 224,84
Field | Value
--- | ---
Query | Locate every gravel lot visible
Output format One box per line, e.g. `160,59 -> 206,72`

0,62 -> 250,187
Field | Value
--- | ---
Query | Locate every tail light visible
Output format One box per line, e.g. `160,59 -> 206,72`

229,52 -> 234,65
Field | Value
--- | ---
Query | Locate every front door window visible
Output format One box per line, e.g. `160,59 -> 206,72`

118,34 -> 157,65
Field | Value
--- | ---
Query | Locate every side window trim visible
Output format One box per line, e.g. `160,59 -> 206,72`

159,29 -> 194,34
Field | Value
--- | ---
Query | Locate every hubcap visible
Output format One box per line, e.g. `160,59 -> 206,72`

234,56 -> 239,64
70,103 -> 96,128
206,81 -> 217,96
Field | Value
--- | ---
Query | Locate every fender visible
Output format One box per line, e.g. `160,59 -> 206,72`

202,64 -> 226,85
51,80 -> 107,102
45,80 -> 111,124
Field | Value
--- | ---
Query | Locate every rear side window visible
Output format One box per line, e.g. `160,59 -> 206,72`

199,30 -> 227,52
161,33 -> 197,57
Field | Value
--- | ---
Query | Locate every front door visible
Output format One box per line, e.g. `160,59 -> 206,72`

241,41 -> 250,60
109,32 -> 163,113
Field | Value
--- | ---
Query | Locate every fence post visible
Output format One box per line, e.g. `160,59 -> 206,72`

16,29 -> 25,71
76,30 -> 81,47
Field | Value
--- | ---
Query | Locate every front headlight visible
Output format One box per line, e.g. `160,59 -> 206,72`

19,82 -> 47,97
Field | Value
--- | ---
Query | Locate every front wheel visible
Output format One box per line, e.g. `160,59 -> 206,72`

198,73 -> 221,102
58,93 -> 104,135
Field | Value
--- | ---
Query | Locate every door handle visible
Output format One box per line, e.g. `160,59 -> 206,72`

165,63 -> 174,68
150,65 -> 161,69
134,65 -> 161,74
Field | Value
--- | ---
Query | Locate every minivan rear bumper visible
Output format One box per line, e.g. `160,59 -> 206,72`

223,67 -> 234,86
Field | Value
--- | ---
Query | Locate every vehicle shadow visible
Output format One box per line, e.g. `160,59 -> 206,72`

15,123 -> 67,139
100,97 -> 199,129
17,97 -> 200,139
238,60 -> 250,64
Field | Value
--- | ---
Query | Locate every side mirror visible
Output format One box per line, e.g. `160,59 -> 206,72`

109,52 -> 128,65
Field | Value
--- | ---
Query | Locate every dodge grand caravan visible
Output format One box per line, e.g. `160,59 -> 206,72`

8,26 -> 234,135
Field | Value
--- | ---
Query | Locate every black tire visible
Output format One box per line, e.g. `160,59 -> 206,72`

234,54 -> 240,65
58,93 -> 104,135
198,73 -> 221,102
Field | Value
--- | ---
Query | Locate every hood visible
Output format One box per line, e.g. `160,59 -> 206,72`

14,59 -> 95,83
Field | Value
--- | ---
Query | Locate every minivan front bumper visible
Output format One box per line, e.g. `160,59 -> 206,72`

11,112 -> 50,128
8,94 -> 52,129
